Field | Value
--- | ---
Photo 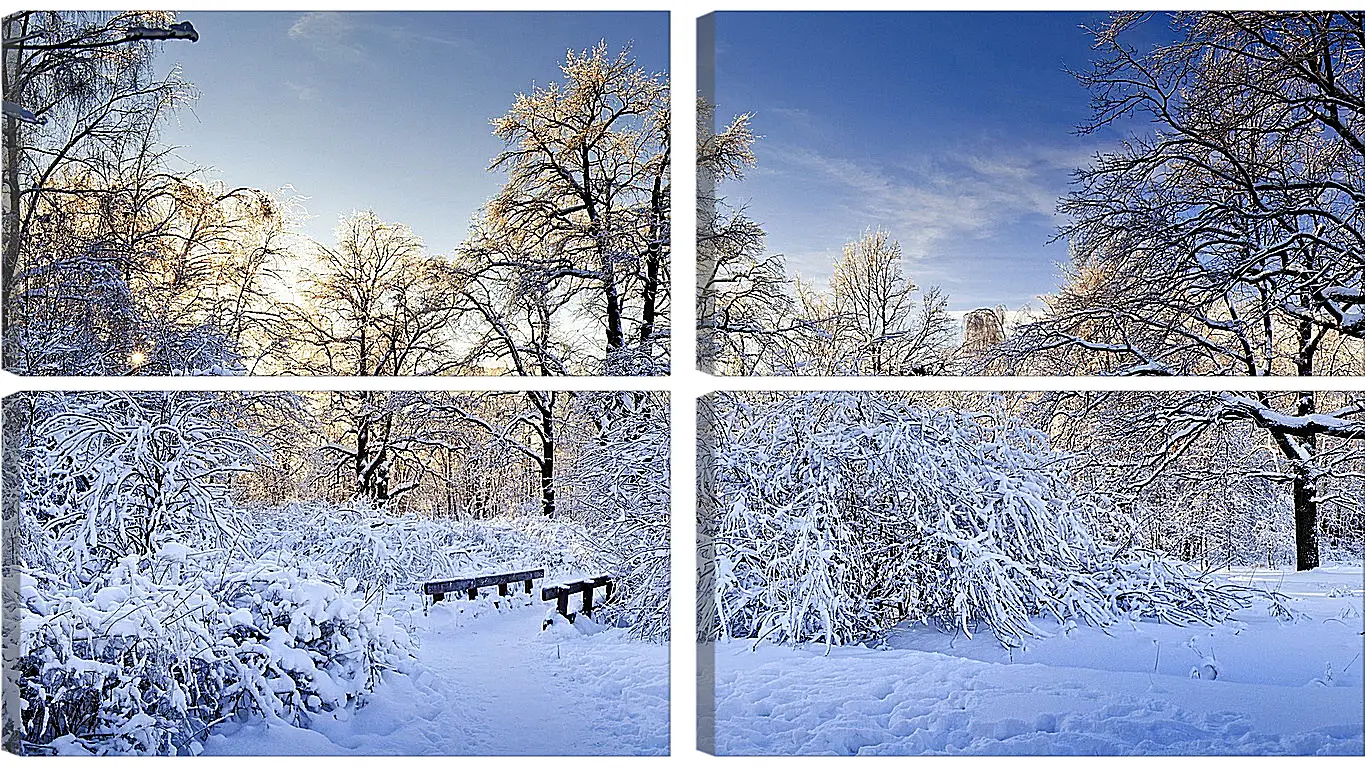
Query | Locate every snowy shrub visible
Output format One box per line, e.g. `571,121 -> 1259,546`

23,391 -> 266,572
563,393 -> 671,642
247,502 -> 604,594
1083,552 -> 1259,626
10,547 -> 412,755
703,392 -> 1256,648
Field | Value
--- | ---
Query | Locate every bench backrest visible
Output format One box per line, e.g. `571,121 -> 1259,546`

423,568 -> 545,595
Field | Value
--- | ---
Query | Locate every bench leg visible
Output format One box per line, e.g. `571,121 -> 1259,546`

432,592 -> 444,604
524,579 -> 532,594
605,581 -> 614,602
557,593 -> 569,617
582,585 -> 594,617
467,587 -> 478,601
498,583 -> 508,597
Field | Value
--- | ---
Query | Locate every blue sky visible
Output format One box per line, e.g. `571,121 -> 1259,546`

156,11 -> 668,258
711,11 -> 1174,312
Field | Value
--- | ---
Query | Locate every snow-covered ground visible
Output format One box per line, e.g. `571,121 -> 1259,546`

709,564 -> 1363,755
203,592 -> 669,755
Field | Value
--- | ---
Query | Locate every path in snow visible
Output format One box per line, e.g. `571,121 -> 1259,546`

205,593 -> 669,755
709,564 -> 1364,756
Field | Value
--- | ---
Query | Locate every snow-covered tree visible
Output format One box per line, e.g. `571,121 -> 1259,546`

696,99 -> 803,375
462,43 -> 670,375
284,212 -> 458,378
789,231 -> 954,375
1024,391 -> 1304,567
436,391 -> 564,518
993,12 -> 1364,379
986,11 -> 1365,569
2,12 -> 287,376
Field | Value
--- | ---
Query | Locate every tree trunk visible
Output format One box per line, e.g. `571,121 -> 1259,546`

3,15 -> 25,369
539,441 -> 555,518
535,391 -> 556,517
603,270 -> 625,355
3,115 -> 20,353
1289,382 -> 1320,572
354,395 -> 389,503
639,171 -> 664,347
1268,389 -> 1321,572
1291,466 -> 1320,571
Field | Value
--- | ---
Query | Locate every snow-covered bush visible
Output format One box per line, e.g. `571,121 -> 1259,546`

702,392 -> 1256,649
22,391 -> 266,572
11,546 -> 412,755
563,393 -> 671,641
246,501 -> 604,594
3,391 -> 403,754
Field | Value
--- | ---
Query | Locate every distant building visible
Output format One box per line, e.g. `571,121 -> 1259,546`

961,308 -> 1006,354
946,307 -> 1041,347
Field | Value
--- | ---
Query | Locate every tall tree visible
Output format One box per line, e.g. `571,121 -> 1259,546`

284,213 -> 459,505
787,232 -> 953,375
2,11 -> 210,373
995,12 -> 1365,568
696,99 -> 803,375
471,43 -> 670,375
286,211 -> 457,378
819,231 -> 953,375
696,104 -> 953,376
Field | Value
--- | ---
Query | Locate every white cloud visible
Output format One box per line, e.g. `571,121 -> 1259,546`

745,139 -> 1116,306
284,81 -> 321,102
288,12 -> 479,63
761,141 -> 1090,271
288,12 -> 365,62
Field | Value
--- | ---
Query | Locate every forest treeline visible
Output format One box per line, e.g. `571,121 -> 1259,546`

3,11 -> 670,377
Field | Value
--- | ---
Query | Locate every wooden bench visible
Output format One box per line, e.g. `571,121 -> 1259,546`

422,568 -> 545,605
541,575 -> 613,628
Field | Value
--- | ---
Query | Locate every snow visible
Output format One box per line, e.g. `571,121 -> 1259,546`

708,564 -> 1364,755
10,467 -> 666,756
1219,394 -> 1362,433
157,542 -> 190,562
202,591 -> 669,755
